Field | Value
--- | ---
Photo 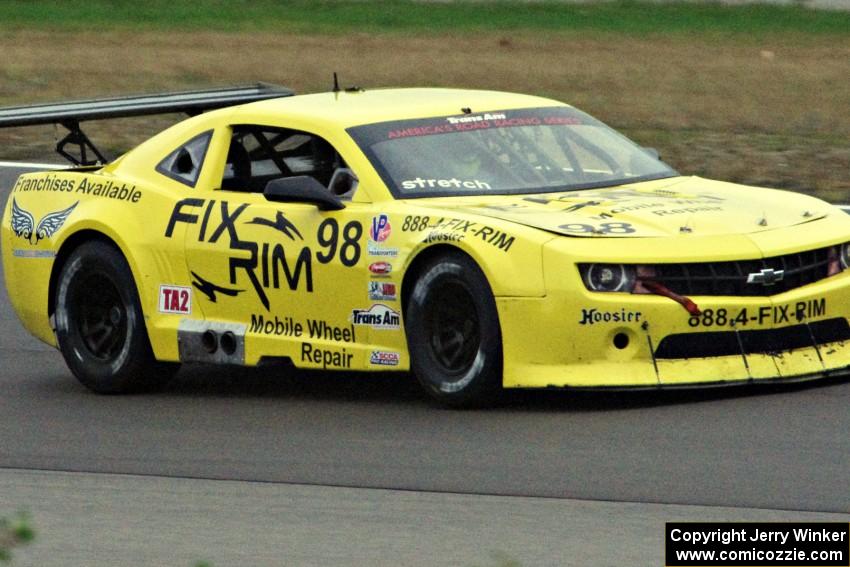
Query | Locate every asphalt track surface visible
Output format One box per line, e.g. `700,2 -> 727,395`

1,165 -> 849,564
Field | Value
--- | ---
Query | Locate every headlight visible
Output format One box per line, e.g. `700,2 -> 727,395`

841,243 -> 850,270
828,243 -> 850,276
580,263 -> 635,292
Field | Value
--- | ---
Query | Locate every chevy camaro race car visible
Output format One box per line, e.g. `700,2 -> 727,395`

3,84 -> 850,406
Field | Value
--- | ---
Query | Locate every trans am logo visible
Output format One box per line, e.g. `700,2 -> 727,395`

351,304 -> 400,330
11,199 -> 78,244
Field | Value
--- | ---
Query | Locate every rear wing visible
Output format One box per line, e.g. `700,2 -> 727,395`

0,83 -> 294,166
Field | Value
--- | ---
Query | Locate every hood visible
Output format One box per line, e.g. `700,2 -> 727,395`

414,177 -> 831,238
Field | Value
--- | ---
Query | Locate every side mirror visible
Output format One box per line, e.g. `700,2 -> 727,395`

328,168 -> 358,197
263,176 -> 345,210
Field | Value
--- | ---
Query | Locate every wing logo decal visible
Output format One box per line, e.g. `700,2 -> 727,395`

11,199 -> 78,245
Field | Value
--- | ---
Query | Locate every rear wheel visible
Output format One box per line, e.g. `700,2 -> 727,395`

54,241 -> 176,394
405,252 -> 502,407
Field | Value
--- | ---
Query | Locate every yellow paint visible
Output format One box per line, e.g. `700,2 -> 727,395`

3,88 -> 850,387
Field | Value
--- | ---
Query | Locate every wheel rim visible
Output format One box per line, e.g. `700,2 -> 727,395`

73,272 -> 128,361
424,281 -> 480,376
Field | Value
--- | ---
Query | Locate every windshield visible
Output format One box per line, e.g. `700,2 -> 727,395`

348,106 -> 677,198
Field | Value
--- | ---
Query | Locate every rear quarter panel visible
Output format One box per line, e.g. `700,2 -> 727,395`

2,168 -> 192,358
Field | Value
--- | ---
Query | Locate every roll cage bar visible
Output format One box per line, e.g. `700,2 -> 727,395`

0,83 -> 294,166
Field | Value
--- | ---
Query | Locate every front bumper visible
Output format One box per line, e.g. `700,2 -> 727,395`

498,291 -> 850,389
497,235 -> 850,389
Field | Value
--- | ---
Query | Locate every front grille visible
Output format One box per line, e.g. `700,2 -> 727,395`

655,318 -> 850,359
649,247 -> 833,296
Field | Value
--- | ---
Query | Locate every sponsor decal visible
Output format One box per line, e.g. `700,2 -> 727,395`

579,308 -> 643,325
525,188 -> 724,207
10,199 -> 78,245
651,206 -> 723,217
401,178 -> 492,191
242,316 -> 359,370
687,299 -> 826,328
546,199 -> 603,213
368,281 -> 397,301
248,313 -> 304,337
370,350 -> 400,367
302,342 -> 353,369
249,315 -> 357,343
158,285 -> 192,315
250,314 -> 303,337
306,318 -> 357,342
165,199 -> 362,311
446,112 -> 506,125
388,125 -> 453,139
369,214 -> 392,243
12,249 -> 55,259
75,179 -> 142,202
380,109 -> 585,141
400,215 -> 514,252
13,175 -> 142,203
516,189 -> 726,221
351,304 -> 400,330
246,211 -> 303,240
191,271 -> 244,303
368,261 -> 392,276
13,174 -> 76,194
424,231 -> 464,244
367,243 -> 399,257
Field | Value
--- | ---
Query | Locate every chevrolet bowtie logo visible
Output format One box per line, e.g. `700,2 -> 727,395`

747,268 -> 785,286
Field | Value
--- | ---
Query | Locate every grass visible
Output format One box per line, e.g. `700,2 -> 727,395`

0,2 -> 847,199
1,1 -> 849,36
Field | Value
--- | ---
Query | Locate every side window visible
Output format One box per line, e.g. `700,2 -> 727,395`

220,125 -> 357,197
156,130 -> 212,187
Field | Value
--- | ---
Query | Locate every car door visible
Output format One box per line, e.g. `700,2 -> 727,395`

178,123 -> 375,369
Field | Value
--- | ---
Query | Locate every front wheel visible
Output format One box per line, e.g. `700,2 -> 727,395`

405,252 -> 502,407
54,241 -> 176,394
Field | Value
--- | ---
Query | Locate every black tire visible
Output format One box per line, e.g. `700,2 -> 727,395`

54,241 -> 177,394
405,252 -> 502,407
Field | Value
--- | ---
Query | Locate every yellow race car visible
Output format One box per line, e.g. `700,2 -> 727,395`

3,83 -> 850,406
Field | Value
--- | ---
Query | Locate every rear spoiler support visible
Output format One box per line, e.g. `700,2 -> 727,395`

57,120 -> 107,166
0,83 -> 294,166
